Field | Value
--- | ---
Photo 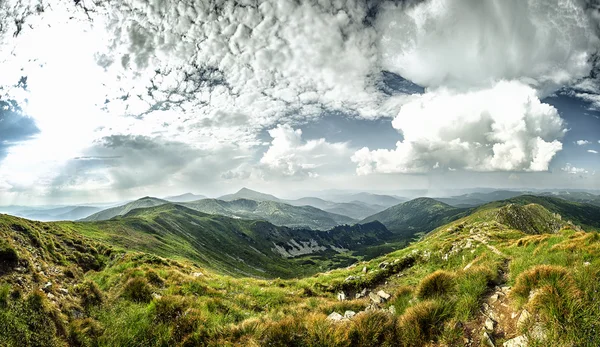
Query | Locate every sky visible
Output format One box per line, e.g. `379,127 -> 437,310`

0,0 -> 599,205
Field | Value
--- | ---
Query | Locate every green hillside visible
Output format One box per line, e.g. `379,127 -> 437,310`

0,199 -> 599,346
66,204 -> 389,278
361,197 -> 471,238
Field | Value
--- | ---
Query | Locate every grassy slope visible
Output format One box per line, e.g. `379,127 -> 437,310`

62,204 -> 393,278
361,197 -> 471,238
0,199 -> 599,346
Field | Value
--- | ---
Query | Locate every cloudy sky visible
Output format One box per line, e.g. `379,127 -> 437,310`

0,0 -> 599,205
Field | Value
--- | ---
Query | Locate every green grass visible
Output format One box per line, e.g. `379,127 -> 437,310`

0,197 -> 599,346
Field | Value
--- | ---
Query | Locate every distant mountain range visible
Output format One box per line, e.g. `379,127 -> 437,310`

179,198 -> 355,230
81,197 -> 168,221
164,193 -> 207,202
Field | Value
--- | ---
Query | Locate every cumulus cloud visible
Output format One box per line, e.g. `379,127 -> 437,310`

376,0 -> 598,94
353,81 -> 565,174
260,124 -> 353,177
576,140 -> 591,145
562,163 -> 588,174
352,0 -> 600,175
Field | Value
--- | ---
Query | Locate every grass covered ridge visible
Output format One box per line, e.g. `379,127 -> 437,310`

0,199 -> 598,346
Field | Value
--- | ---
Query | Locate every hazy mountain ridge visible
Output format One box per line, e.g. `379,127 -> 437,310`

180,198 -> 356,230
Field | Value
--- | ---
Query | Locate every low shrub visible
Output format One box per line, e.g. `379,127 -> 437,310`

122,277 -> 153,303
398,299 -> 453,345
415,270 -> 456,299
348,310 -> 398,347
76,281 -> 104,310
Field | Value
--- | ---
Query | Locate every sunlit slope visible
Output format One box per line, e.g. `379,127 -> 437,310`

0,198 -> 599,346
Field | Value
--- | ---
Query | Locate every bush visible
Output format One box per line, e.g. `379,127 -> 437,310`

76,281 -> 104,310
415,270 -> 456,299
68,318 -> 104,347
348,310 -> 398,347
512,265 -> 578,302
398,300 -> 453,345
122,277 -> 153,303
260,316 -> 306,346
152,295 -> 188,322
0,241 -> 18,263
145,270 -> 164,287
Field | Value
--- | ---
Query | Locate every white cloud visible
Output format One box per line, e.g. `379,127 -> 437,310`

352,81 -> 565,174
376,0 -> 598,94
562,163 -> 588,174
576,140 -> 591,145
588,149 -> 599,154
260,124 -> 353,177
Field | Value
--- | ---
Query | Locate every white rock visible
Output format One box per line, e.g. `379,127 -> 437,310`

46,293 -> 55,300
327,312 -> 344,322
584,262 -> 591,266
369,292 -> 382,304
485,317 -> 495,332
59,288 -> 69,295
344,276 -> 356,282
192,272 -> 203,277
377,290 -> 391,301
151,293 -> 162,300
489,293 -> 499,303
482,331 -> 495,347
517,310 -> 531,329
344,310 -> 356,319
530,323 -> 547,341
337,292 -> 346,301
362,266 -> 367,273
503,335 -> 528,347
388,305 -> 396,314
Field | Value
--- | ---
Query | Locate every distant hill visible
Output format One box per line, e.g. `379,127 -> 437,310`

436,190 -> 526,207
218,187 -> 282,202
285,197 -> 385,219
180,198 -> 355,230
14,205 -> 102,221
536,191 -> 600,207
164,193 -> 207,202
361,197 -> 470,238
327,192 -> 405,207
81,197 -> 168,221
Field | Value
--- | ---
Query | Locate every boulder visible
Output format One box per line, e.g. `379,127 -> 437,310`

517,310 -> 531,329
327,312 -> 344,322
369,292 -> 382,304
362,266 -> 367,273
355,288 -> 367,299
485,317 -> 495,332
344,310 -> 356,319
337,292 -> 346,301
377,290 -> 391,301
503,335 -> 528,347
